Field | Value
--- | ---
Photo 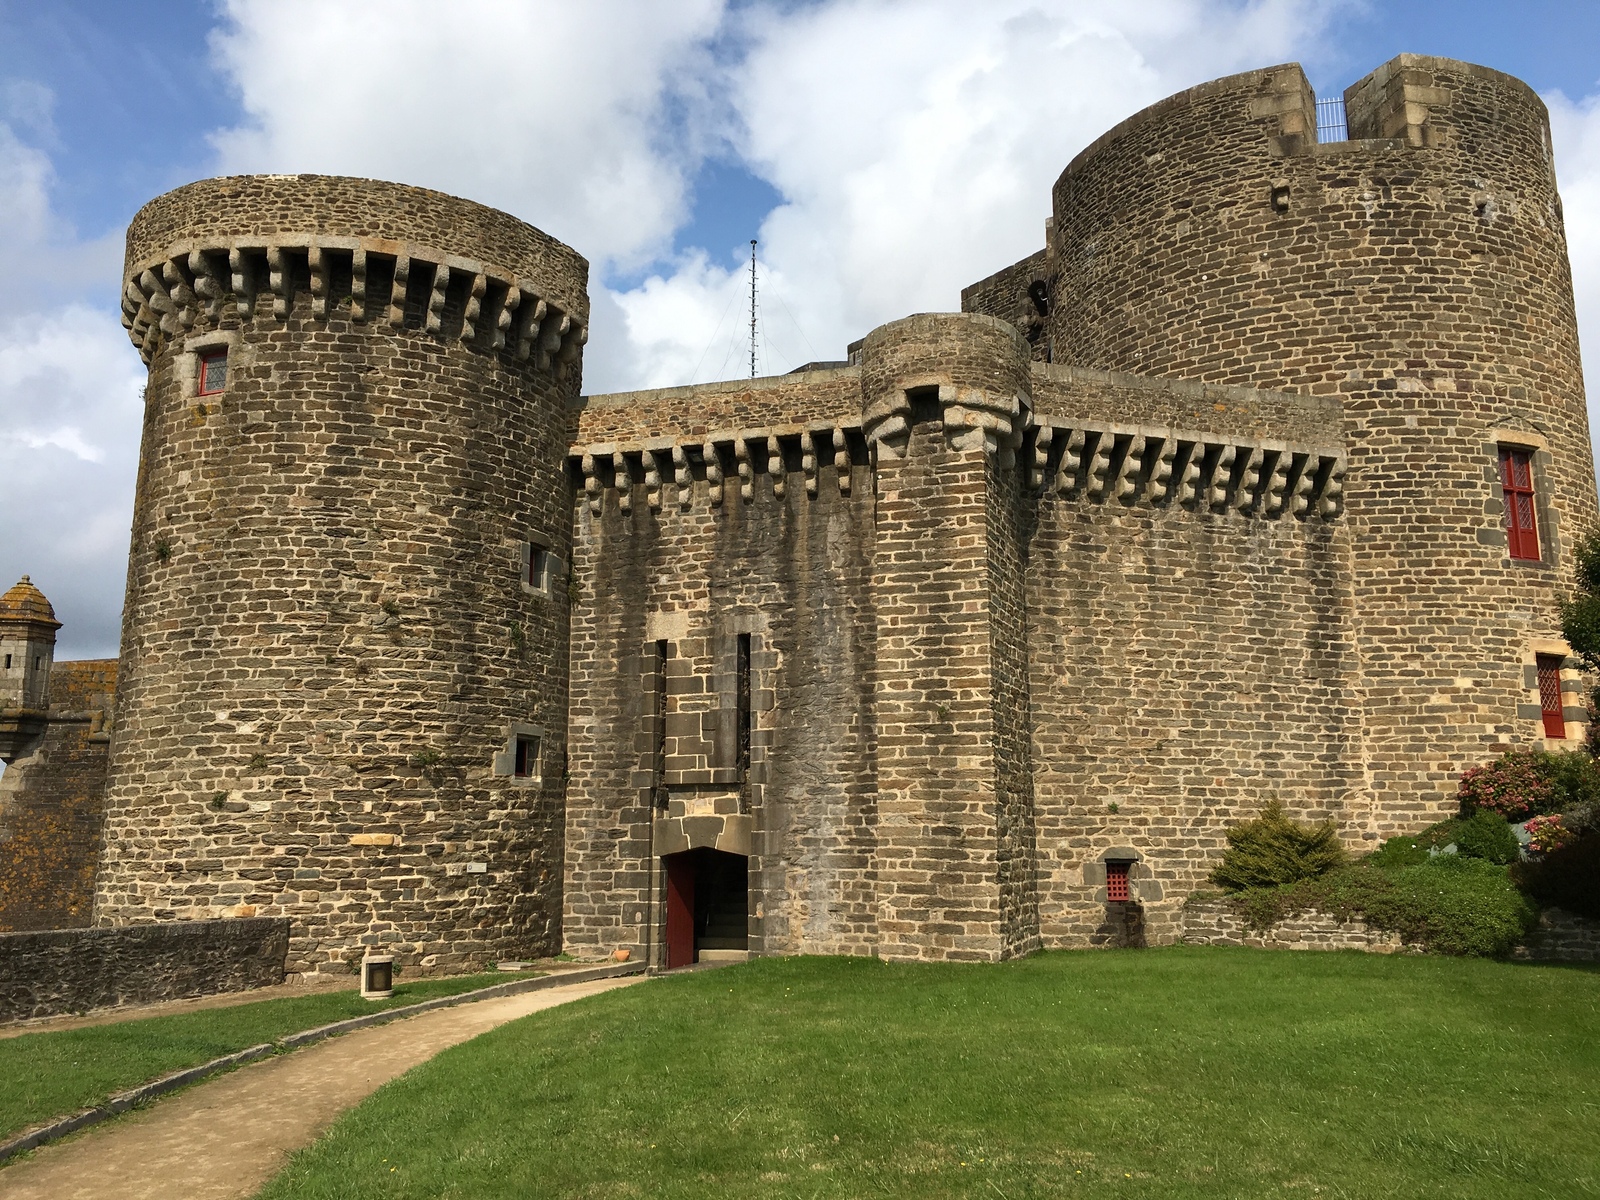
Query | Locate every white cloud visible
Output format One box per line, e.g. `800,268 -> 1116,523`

0,81 -> 142,659
602,0 -> 1342,390
208,0 -> 727,273
1547,90 -> 1600,471
0,306 -> 145,659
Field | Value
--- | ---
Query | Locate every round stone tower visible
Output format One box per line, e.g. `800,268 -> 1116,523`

100,175 -> 589,975
1050,56 -> 1598,832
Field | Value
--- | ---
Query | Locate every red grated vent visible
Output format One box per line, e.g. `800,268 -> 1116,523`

1106,861 -> 1131,902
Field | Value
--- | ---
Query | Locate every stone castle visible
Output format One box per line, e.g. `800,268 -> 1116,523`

1,55 -> 1594,975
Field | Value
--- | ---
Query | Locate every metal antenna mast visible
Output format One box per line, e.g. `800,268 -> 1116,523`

749,239 -> 758,378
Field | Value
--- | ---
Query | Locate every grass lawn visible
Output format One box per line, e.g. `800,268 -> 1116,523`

0,971 -> 520,1143
258,948 -> 1599,1200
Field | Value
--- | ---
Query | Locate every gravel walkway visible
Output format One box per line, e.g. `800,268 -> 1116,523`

0,974 -> 641,1199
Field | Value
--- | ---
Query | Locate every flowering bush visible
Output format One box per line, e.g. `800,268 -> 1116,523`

1458,751 -> 1555,821
1524,814 -> 1576,855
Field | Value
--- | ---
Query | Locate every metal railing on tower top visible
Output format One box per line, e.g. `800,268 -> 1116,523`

1315,95 -> 1349,143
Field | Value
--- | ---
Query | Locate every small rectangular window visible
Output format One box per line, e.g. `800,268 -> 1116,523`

526,543 -> 551,592
513,734 -> 541,779
3,655 -> 10,669
1106,861 -> 1131,902
198,350 -> 228,396
1499,447 -> 1540,562
1537,655 -> 1566,739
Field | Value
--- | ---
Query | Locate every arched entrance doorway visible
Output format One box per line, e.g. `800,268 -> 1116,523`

663,847 -> 748,969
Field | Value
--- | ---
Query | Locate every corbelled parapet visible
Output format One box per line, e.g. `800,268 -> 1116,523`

859,312 -> 1031,461
100,175 -> 589,975
120,175 -> 587,370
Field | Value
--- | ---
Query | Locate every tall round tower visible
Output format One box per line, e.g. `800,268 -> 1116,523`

1050,56 -> 1598,832
99,175 -> 589,975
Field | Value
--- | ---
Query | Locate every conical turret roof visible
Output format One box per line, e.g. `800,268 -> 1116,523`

0,576 -> 62,628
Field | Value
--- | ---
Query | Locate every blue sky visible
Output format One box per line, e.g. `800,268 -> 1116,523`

3,0 -> 1600,658
4,2 -> 1599,279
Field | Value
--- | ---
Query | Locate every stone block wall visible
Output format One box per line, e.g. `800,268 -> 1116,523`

0,661 -> 116,932
1185,896 -> 1600,962
1182,897 -> 1418,953
98,176 -> 588,977
563,398 -> 879,961
1514,907 -> 1600,963
0,917 -> 288,1023
1049,57 -> 1599,834
1023,365 -> 1358,947
960,248 -> 1051,361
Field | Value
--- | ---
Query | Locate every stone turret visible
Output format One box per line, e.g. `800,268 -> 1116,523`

0,576 -> 60,761
98,175 -> 589,975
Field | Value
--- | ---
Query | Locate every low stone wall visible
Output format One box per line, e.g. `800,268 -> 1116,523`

1181,898 -> 1421,953
0,918 -> 290,1023
1513,907 -> 1600,963
1182,898 -> 1600,962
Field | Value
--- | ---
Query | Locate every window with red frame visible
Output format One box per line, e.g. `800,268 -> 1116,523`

1106,861 -> 1131,902
198,350 -> 228,396
1499,446 -> 1540,562
1537,655 -> 1567,739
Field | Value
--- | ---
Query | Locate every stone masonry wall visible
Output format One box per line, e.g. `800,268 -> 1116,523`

1050,57 -> 1600,836
0,917 -> 288,1023
1025,428 -> 1359,947
562,421 -> 879,962
1181,898 -> 1419,953
960,249 -> 1051,361
99,176 -> 587,976
1185,897 -> 1600,963
0,661 -> 117,932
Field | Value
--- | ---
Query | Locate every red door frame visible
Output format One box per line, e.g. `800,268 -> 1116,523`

664,853 -> 695,969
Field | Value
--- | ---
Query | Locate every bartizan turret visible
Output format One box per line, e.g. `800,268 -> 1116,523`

0,576 -> 60,760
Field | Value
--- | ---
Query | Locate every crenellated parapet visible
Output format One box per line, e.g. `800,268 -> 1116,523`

120,234 -> 586,370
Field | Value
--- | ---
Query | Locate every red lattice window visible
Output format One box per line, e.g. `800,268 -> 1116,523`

198,350 -> 228,396
1106,861 -> 1131,902
1499,447 -> 1540,562
1537,655 -> 1567,739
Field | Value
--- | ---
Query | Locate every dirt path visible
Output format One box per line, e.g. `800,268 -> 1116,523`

0,975 -> 643,1199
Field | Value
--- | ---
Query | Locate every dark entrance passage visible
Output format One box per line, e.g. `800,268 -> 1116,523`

662,848 -> 748,969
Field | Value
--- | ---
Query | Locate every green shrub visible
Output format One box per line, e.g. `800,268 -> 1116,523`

1453,810 -> 1521,864
1561,530 -> 1600,672
1210,802 -> 1345,892
1412,818 -> 1463,850
1368,835 -> 1428,869
1231,858 -> 1537,957
1531,748 -> 1600,809
1513,834 -> 1600,919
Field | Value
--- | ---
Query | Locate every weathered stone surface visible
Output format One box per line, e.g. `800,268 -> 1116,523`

98,176 -> 587,977
16,55 -> 1589,974
1185,897 -> 1600,962
0,660 -> 116,932
0,918 -> 288,1022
